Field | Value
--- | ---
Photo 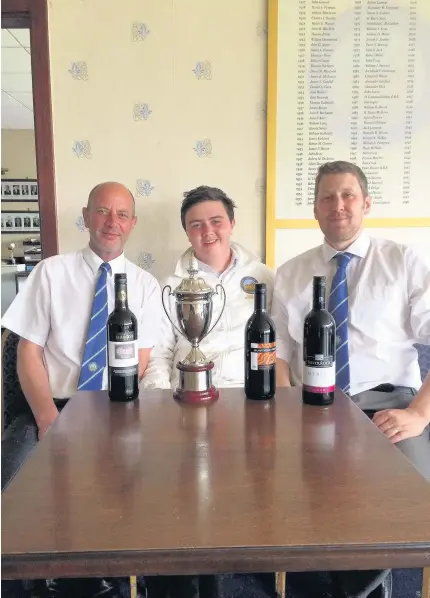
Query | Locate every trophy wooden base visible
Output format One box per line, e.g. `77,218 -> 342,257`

174,361 -> 219,405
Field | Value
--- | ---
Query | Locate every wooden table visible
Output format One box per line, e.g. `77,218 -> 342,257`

2,387 -> 430,580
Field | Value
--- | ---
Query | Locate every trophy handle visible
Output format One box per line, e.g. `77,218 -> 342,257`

162,285 -> 187,340
204,284 -> 226,339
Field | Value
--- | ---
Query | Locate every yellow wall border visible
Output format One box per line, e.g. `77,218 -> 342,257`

275,218 -> 430,229
265,0 -> 430,269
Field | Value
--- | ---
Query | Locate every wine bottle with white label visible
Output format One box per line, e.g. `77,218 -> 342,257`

107,273 -> 139,402
302,276 -> 336,406
244,283 -> 276,400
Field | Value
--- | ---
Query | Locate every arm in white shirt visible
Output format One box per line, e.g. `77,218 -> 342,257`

138,349 -> 151,381
271,270 -> 293,387
1,261 -> 58,437
373,249 -> 430,441
17,339 -> 59,438
407,247 -> 430,345
409,372 -> 430,422
406,248 -> 430,423
141,307 -> 176,389
136,274 -> 163,380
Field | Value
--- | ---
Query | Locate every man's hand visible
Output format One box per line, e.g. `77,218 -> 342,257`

372,407 -> 429,443
36,408 -> 59,440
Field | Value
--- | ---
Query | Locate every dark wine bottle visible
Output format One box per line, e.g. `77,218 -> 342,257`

107,273 -> 139,402
302,275 -> 336,406
244,283 -> 276,400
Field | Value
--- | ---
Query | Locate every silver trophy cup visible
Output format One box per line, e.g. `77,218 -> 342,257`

162,252 -> 226,404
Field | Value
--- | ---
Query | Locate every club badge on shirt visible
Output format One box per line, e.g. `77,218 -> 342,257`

240,276 -> 258,298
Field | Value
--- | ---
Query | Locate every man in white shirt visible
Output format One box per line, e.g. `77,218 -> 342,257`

272,161 -> 430,598
2,181 -> 161,485
142,185 -> 275,391
2,181 -> 162,597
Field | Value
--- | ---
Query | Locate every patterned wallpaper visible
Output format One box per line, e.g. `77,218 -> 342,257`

48,0 -> 268,280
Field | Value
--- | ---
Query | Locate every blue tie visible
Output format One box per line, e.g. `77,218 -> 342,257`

328,253 -> 353,394
78,262 -> 111,391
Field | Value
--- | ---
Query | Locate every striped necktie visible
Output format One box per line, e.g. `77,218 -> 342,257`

78,262 -> 111,391
328,252 -> 353,394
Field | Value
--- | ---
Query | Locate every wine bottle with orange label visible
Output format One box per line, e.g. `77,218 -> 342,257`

244,283 -> 276,400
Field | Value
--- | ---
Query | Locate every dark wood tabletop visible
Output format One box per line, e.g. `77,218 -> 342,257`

2,387 -> 430,579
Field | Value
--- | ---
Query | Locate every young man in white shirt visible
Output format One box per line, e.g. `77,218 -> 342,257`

142,185 -> 275,391
141,185 -> 274,598
272,161 -> 430,598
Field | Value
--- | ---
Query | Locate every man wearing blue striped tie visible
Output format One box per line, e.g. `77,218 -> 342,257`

272,161 -> 430,598
1,182 -> 162,597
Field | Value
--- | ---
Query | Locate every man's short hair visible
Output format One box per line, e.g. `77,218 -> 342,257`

180,186 -> 236,230
314,161 -> 369,201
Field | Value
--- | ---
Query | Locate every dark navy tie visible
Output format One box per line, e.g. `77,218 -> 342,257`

328,252 -> 353,394
78,262 -> 111,390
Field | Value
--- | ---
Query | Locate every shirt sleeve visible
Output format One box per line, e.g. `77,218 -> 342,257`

1,261 -> 51,347
141,302 -> 177,390
406,248 -> 430,344
138,274 -> 163,349
270,268 -> 295,364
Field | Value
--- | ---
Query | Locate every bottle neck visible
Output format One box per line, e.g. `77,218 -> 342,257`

313,283 -> 326,310
254,291 -> 267,311
115,284 -> 129,310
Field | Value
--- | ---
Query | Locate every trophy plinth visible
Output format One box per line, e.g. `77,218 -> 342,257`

162,252 -> 226,406
174,361 -> 219,404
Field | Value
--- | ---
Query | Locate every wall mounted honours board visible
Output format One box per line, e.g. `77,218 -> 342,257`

265,0 -> 430,268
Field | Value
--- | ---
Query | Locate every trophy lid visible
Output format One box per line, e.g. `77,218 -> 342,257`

173,252 -> 214,296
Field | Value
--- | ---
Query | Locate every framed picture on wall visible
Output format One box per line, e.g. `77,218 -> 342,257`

1,179 -> 38,202
1,210 -> 40,233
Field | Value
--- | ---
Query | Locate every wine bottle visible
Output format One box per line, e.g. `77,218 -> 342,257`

302,275 -> 336,406
244,283 -> 276,400
107,273 -> 139,402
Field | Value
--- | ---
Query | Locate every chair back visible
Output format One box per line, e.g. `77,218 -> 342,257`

416,343 -> 430,383
1,330 -> 29,434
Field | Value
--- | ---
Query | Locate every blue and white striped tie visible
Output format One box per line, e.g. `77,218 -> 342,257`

78,262 -> 111,391
328,252 -> 353,394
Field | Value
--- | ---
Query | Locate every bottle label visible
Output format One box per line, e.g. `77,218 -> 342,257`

116,289 -> 127,303
108,340 -> 138,369
303,356 -> 335,393
250,342 -> 276,371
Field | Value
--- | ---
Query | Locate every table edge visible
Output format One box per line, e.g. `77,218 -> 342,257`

3,543 -> 430,579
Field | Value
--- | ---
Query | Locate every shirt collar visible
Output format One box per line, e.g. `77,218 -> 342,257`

197,248 -> 238,278
322,231 -> 370,264
82,245 -> 126,276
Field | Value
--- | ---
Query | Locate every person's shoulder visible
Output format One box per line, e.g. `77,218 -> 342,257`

369,235 -> 406,253
369,236 -> 426,267
158,272 -> 181,291
27,250 -> 83,277
276,245 -> 322,277
243,259 -> 275,283
125,259 -> 160,288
